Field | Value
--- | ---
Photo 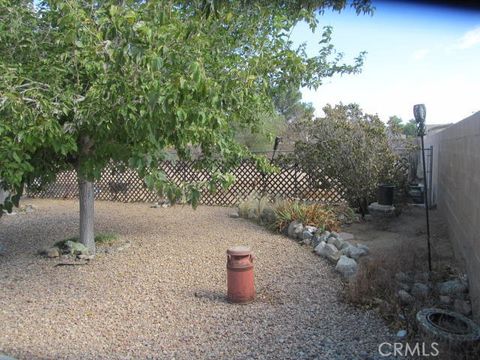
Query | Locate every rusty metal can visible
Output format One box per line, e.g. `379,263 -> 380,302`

226,246 -> 255,304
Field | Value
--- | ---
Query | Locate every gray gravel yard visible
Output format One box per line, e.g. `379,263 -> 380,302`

0,200 -> 396,360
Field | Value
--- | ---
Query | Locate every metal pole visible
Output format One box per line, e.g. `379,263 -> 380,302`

420,135 -> 432,271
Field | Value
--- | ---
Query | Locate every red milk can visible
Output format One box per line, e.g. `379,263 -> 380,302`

226,246 -> 255,304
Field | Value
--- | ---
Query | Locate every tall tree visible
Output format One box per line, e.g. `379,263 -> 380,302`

0,0 -> 372,254
387,115 -> 404,135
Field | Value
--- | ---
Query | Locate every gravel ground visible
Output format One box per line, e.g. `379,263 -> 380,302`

0,199 -> 398,360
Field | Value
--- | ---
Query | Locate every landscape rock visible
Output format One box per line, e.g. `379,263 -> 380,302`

335,255 -> 358,279
327,236 -> 346,251
396,282 -> 411,292
302,237 -> 312,246
414,272 -> 430,283
398,290 -> 415,304
77,254 -> 95,261
304,225 -> 317,234
367,202 -> 395,218
328,231 -> 340,239
342,245 -> 368,260
439,295 -> 452,305
356,243 -> 370,254
229,211 -> 240,218
437,279 -> 468,296
65,241 -> 89,255
311,234 -> 328,248
338,232 -> 354,241
301,230 -> 314,241
453,299 -> 472,316
287,221 -> 304,240
411,283 -> 430,299
395,272 -> 412,284
117,242 -> 132,252
314,242 -> 340,263
46,247 -> 60,258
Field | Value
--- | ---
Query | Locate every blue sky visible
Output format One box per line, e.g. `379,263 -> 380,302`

291,1 -> 480,124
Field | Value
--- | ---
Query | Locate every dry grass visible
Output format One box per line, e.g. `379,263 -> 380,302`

345,238 -> 479,360
273,200 -> 339,232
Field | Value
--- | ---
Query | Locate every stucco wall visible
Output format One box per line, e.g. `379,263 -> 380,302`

424,111 -> 480,320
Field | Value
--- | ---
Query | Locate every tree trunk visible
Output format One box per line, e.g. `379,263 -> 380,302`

78,176 -> 95,255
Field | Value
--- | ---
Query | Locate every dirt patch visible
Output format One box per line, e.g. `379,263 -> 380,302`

344,205 -> 457,272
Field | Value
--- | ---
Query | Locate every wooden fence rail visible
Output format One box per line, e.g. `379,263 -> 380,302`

27,160 -> 345,206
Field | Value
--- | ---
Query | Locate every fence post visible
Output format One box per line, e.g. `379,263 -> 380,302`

294,163 -> 299,199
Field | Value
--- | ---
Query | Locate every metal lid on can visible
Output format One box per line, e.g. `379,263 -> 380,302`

227,246 -> 251,256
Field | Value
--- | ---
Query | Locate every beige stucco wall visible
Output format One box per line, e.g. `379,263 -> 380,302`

424,111 -> 480,320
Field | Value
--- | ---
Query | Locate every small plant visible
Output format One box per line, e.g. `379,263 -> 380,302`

273,200 -> 339,232
238,192 -> 272,221
55,233 -> 119,249
328,203 -> 359,224
94,233 -> 118,245
238,193 -> 340,233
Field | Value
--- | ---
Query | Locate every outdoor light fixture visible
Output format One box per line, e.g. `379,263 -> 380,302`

414,104 -> 427,137
413,103 -> 432,271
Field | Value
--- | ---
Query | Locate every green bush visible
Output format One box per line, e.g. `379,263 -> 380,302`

290,103 -> 406,215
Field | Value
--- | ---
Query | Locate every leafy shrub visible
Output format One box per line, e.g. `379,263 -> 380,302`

290,103 -> 405,215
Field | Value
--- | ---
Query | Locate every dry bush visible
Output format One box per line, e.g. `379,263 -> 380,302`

345,241 -> 428,333
273,200 -> 339,233
345,241 -> 480,360
238,192 -> 341,233
238,192 -> 270,220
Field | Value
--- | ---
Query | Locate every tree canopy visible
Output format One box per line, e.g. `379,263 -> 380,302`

387,116 -> 417,138
0,0 -> 372,249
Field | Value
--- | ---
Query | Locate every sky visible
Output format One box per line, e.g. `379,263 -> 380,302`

290,1 -> 480,125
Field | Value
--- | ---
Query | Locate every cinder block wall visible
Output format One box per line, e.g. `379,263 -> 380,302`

425,112 -> 480,321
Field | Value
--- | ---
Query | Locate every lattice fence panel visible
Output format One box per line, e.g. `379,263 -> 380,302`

28,160 -> 345,206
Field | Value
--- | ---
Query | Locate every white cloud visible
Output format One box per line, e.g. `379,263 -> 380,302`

457,26 -> 480,49
412,48 -> 429,61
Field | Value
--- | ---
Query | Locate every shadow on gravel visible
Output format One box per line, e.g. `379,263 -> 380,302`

192,288 -> 284,305
193,289 -> 229,303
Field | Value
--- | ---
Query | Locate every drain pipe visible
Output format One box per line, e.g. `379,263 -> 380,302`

414,104 -> 432,272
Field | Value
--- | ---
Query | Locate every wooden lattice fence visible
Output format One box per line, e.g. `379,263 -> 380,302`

27,160 -> 345,206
